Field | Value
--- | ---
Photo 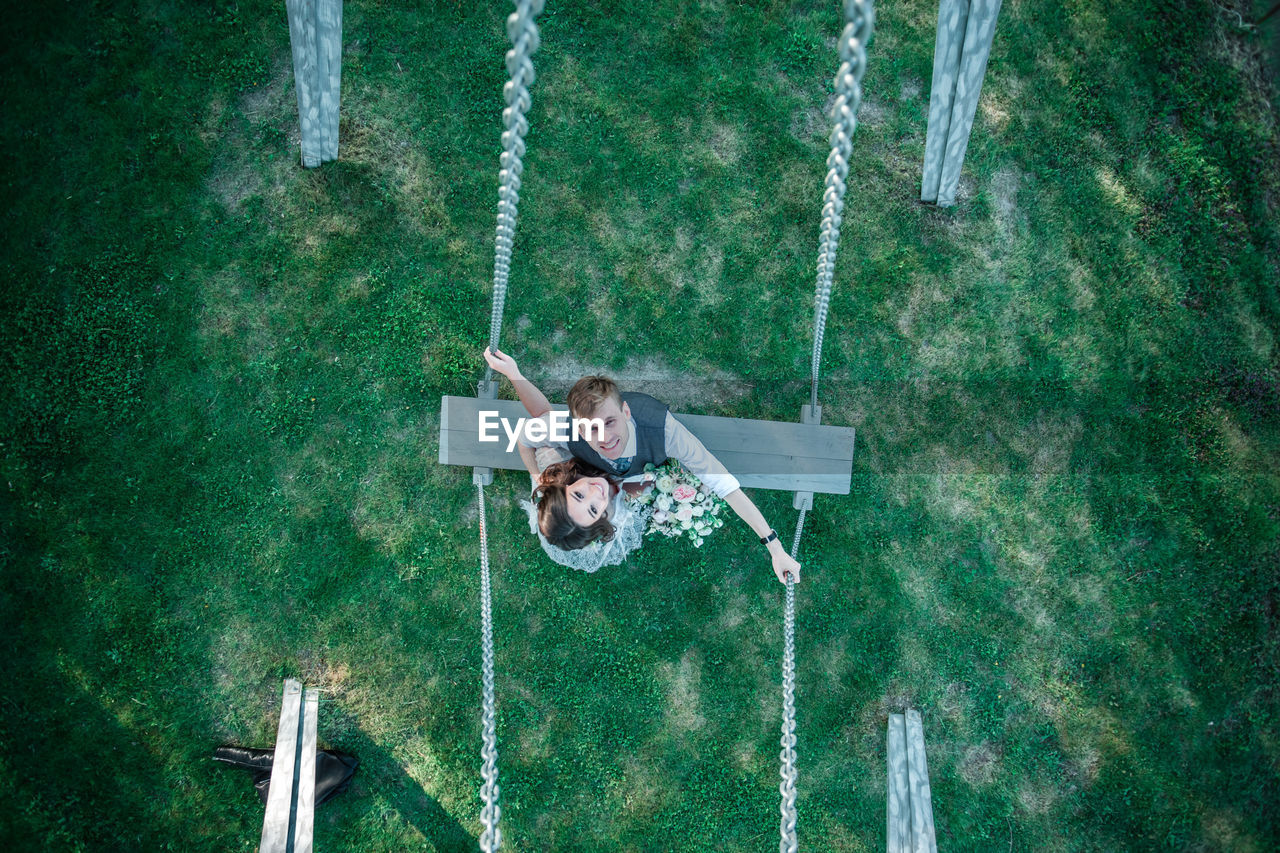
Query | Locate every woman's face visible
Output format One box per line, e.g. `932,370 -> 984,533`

565,476 -> 610,528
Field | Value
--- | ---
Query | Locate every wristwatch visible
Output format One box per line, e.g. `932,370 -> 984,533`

760,529 -> 778,546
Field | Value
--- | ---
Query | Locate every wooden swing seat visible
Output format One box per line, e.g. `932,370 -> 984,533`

438,396 -> 855,495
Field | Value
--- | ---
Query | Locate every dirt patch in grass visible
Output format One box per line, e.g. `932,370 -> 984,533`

659,649 -> 707,735
707,121 -> 743,167
532,354 -> 753,410
958,738 -> 1002,785
989,166 -> 1025,236
207,59 -> 296,215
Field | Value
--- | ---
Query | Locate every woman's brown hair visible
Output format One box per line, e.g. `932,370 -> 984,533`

535,458 -> 615,550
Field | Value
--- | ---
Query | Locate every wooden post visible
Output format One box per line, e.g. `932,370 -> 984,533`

260,679 -> 320,853
887,710 -> 937,853
286,0 -> 343,167
886,713 -> 911,853
920,0 -> 967,205
904,710 -> 938,853
293,688 -> 319,853
921,0 -> 1002,206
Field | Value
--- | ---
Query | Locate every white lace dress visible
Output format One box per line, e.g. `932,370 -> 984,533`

519,447 -> 652,573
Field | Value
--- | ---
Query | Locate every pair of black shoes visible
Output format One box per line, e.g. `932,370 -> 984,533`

213,745 -> 358,805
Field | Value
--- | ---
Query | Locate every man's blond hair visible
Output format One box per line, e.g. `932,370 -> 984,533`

566,375 -> 623,418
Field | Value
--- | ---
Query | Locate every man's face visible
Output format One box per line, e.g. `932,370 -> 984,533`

586,399 -> 631,459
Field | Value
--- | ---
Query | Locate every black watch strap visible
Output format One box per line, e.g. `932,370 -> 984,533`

760,529 -> 778,546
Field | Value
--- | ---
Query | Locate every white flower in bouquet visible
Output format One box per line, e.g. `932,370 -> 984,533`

641,460 -> 727,546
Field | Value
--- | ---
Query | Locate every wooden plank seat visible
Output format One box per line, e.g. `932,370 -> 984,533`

438,396 -> 856,494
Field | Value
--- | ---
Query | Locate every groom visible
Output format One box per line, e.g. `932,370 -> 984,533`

483,348 -> 801,586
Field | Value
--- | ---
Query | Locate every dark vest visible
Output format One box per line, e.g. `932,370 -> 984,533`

568,392 -> 669,477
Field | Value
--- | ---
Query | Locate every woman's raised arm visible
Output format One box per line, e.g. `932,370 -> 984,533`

483,347 -> 553,418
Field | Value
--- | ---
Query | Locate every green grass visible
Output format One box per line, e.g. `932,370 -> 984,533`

2,0 -> 1278,849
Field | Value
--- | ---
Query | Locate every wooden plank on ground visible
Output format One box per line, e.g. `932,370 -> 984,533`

887,713 -> 911,853
260,679 -> 303,853
292,687 -> 319,853
905,709 -> 938,853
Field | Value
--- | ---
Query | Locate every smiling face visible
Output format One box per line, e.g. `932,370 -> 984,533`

585,398 -> 631,459
565,475 -> 611,527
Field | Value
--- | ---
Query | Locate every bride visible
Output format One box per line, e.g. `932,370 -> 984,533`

523,449 -> 653,572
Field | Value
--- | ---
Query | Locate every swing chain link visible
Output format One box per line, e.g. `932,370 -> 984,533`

782,3 -> 873,846
489,0 -> 545,368
778,507 -> 805,853
478,484 -> 502,852
810,0 -> 874,412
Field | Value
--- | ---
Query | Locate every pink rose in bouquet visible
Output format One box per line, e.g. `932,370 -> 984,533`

672,484 -> 697,503
675,506 -> 694,523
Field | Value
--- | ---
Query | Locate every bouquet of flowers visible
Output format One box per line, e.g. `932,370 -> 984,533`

632,460 -> 726,547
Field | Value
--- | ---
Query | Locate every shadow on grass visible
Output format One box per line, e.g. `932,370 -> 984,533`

0,667 -> 187,850
315,703 -> 475,852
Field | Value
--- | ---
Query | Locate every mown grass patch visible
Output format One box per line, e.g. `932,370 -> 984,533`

2,0 -> 1278,850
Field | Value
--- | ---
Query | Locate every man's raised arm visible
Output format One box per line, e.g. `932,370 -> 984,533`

664,414 -> 801,586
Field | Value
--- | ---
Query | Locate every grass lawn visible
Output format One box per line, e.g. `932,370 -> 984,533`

2,0 -> 1278,850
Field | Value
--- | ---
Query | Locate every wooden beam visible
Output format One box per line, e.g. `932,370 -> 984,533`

293,688 -> 319,853
260,680 -> 303,853
286,0 -> 343,167
886,713 -> 911,853
905,709 -> 938,853
921,0 -> 1003,206
438,396 -> 856,494
793,403 -> 825,510
921,0 -> 968,203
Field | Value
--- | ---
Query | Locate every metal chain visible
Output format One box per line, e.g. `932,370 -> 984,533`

778,507 -> 805,853
781,5 -> 874,846
477,4 -> 544,843
789,508 -> 808,560
809,0 -> 875,411
488,0 -> 545,373
478,484 -> 502,852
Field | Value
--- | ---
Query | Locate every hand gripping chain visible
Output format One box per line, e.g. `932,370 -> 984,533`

488,0 -> 545,369
477,484 -> 502,851
809,0 -> 874,412
778,507 -> 806,853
